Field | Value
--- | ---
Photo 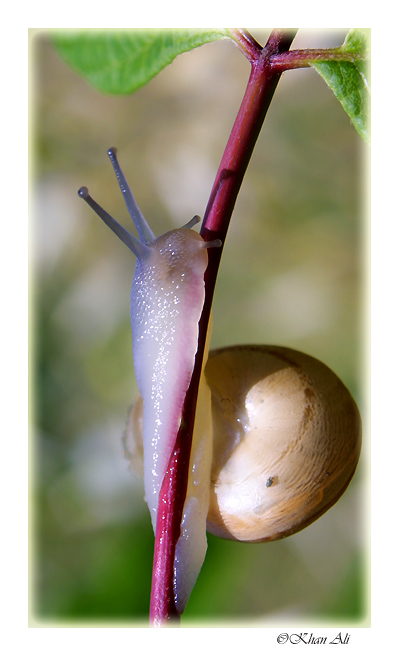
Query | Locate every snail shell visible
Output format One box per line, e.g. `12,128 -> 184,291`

126,344 -> 361,543
205,345 -> 361,542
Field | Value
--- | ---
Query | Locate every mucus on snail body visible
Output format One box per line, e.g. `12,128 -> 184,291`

79,148 -> 361,614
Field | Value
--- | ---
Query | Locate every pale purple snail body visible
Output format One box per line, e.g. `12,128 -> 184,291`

78,148 -> 221,614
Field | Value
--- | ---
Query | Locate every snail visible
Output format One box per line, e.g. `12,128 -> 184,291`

78,148 -> 362,613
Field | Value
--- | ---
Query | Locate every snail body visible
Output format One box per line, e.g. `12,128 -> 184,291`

129,225 -> 211,530
79,148 -> 220,613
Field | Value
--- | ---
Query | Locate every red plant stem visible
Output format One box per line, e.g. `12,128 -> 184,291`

149,29 -> 297,626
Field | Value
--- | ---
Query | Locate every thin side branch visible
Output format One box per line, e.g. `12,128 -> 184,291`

270,48 -> 368,72
228,28 -> 262,61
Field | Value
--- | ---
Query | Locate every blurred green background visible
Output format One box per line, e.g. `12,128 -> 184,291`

30,29 -> 369,627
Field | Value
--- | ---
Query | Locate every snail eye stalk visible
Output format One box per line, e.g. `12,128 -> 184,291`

78,186 -> 151,260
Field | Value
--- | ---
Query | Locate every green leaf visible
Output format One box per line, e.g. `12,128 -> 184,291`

313,29 -> 370,142
53,29 -> 230,95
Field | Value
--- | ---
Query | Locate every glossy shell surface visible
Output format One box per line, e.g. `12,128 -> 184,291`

204,345 -> 362,542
